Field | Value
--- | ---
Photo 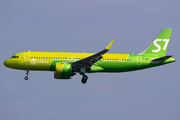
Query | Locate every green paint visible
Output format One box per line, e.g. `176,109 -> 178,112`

141,28 -> 172,56
4,28 -> 175,82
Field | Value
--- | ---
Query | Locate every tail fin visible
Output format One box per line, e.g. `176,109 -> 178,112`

140,28 -> 172,56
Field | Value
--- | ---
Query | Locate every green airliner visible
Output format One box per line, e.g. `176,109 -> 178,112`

4,28 -> 175,84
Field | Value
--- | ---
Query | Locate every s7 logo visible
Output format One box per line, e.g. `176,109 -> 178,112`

152,39 -> 169,52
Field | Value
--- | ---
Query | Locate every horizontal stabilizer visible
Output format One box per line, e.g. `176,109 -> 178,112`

151,55 -> 172,63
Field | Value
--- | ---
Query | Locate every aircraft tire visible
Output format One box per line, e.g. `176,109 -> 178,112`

24,76 -> 28,80
81,75 -> 88,84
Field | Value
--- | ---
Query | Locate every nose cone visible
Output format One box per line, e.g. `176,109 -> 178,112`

4,59 -> 12,68
4,60 -> 8,67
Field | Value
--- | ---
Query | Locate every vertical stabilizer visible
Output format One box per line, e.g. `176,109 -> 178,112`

140,28 -> 172,56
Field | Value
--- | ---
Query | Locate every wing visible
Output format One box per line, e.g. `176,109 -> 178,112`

71,39 -> 114,70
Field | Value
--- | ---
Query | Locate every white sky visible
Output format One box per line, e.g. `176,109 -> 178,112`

0,0 -> 180,120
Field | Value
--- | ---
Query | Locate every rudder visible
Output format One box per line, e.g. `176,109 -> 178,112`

140,28 -> 172,56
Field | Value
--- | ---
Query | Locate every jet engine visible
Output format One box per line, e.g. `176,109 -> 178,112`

54,63 -> 73,79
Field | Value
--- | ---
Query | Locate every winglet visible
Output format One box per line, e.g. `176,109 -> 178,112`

106,39 -> 114,50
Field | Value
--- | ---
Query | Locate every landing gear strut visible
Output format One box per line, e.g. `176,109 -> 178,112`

24,70 -> 29,80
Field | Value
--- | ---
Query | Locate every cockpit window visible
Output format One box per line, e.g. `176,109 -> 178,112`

10,55 -> 19,59
11,55 -> 15,58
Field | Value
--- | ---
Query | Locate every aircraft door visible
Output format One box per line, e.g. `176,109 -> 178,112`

137,56 -> 142,66
24,53 -> 30,63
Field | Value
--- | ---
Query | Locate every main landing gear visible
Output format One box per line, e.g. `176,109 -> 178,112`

24,70 -> 29,80
80,68 -> 88,84
81,75 -> 88,84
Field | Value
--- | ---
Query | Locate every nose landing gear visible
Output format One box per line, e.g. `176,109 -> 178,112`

24,70 -> 29,80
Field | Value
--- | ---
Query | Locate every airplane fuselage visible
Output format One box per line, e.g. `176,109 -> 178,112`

4,52 -> 175,73
4,29 -> 175,84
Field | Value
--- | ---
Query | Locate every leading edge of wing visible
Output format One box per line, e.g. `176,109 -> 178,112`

72,39 -> 114,68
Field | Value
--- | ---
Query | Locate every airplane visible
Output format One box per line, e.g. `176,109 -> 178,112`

4,28 -> 175,84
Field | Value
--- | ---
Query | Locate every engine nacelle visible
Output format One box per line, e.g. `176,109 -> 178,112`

54,63 -> 72,79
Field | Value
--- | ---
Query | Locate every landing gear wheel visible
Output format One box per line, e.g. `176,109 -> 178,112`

24,76 -> 28,80
81,75 -> 88,84
24,70 -> 29,80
